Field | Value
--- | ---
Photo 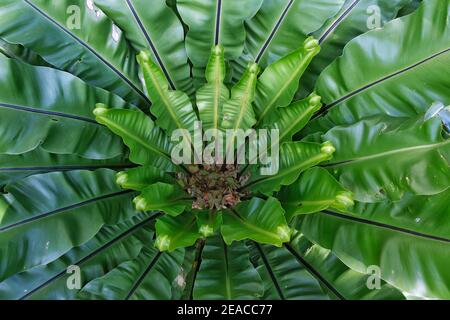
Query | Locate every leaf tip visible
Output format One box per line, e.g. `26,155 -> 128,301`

115,171 -> 128,188
320,141 -> 336,155
211,45 -> 224,56
199,224 -> 214,238
308,92 -> 322,108
276,225 -> 292,243
334,191 -> 354,209
137,51 -> 151,65
155,235 -> 171,252
303,36 -> 320,52
93,104 -> 108,117
133,195 -> 147,211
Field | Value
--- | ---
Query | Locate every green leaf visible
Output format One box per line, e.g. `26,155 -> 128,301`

0,148 -> 131,186
0,54 -> 129,159
348,191 -> 450,247
177,0 -> 263,69
193,235 -> 263,300
246,141 -> 335,195
78,247 -> 184,300
115,165 -> 174,191
239,0 -> 344,68
0,37 -> 50,67
221,63 -> 259,132
323,115 -> 450,202
248,242 -> 329,300
300,207 -> 450,299
397,0 -> 422,16
93,106 -> 177,172
197,45 -> 230,131
279,167 -> 354,220
260,92 -> 322,141
300,0 -> 411,96
312,0 -> 450,131
0,213 -> 157,299
222,197 -> 291,247
137,51 -> 197,135
0,0 -> 149,107
254,37 -> 321,126
0,169 -> 138,282
94,0 -> 192,93
155,212 -> 201,252
287,237 -> 406,300
133,183 -> 191,217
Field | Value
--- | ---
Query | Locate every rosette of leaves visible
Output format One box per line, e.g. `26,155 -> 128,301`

0,0 -> 449,300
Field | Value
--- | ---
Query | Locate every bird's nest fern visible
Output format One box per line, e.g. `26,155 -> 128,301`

93,37 -> 354,252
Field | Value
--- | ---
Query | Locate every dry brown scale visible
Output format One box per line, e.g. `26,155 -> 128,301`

176,164 -> 250,210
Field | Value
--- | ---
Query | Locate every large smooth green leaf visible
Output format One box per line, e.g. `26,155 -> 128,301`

301,208 -> 450,299
197,46 -> 230,131
0,169 -> 138,282
133,182 -> 191,217
0,213 -> 157,299
287,237 -> 406,300
248,242 -> 329,300
0,148 -> 131,186
348,190 -> 450,244
137,51 -> 197,135
279,167 -> 353,220
312,0 -> 450,131
245,141 -> 335,195
253,37 -> 321,126
301,0 -> 411,96
222,197 -> 291,247
93,106 -> 177,172
238,0 -> 344,69
94,0 -> 192,93
78,247 -> 184,300
0,0 -> 148,107
193,236 -> 263,300
323,115 -> 450,202
155,213 -> 201,252
177,0 -> 263,70
0,55 -> 129,159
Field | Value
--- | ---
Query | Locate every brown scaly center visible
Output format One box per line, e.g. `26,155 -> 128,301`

176,164 -> 251,210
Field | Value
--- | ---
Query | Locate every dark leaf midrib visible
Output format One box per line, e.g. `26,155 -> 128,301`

254,242 -> 285,300
124,0 -> 176,90
255,0 -> 294,63
318,0 -> 361,44
316,48 -> 450,118
214,0 -> 223,45
284,243 -> 345,300
0,102 -> 99,124
320,210 -> 450,243
0,190 -> 134,232
187,239 -> 206,300
23,0 -> 150,105
125,251 -> 162,300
